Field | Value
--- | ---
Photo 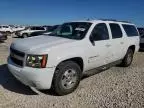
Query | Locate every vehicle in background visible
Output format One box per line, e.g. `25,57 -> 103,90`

0,25 -> 13,35
8,19 -> 139,95
12,26 -> 25,32
26,25 -> 59,36
42,25 -> 53,31
29,25 -> 53,36
138,27 -> 144,50
44,25 -> 59,35
15,26 -> 46,38
30,30 -> 47,37
0,32 -> 7,42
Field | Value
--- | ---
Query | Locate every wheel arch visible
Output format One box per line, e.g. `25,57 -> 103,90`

128,45 -> 135,53
55,57 -> 84,73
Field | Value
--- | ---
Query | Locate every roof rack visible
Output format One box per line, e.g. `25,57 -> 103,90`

99,19 -> 131,23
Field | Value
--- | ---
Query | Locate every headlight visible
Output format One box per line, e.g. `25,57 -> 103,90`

26,54 -> 48,68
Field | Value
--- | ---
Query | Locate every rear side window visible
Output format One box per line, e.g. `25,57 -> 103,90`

122,24 -> 139,37
35,27 -> 45,30
110,23 -> 122,39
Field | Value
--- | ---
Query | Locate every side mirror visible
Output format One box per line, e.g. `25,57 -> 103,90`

89,35 -> 95,46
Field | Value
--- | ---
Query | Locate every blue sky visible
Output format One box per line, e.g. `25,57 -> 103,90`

0,0 -> 143,26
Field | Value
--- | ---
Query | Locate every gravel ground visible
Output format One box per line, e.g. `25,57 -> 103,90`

0,36 -> 144,108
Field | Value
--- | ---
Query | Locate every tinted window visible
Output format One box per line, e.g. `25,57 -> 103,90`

2,26 -> 9,28
91,23 -> 109,41
48,25 -> 59,32
110,23 -> 122,39
60,25 -> 72,35
123,25 -> 139,37
43,26 -> 52,31
30,27 -> 35,30
35,27 -> 45,30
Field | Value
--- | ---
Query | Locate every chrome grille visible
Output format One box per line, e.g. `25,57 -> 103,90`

10,47 -> 25,66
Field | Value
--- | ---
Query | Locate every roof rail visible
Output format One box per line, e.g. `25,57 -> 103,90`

99,19 -> 131,23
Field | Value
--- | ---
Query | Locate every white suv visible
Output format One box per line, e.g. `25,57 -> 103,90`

7,20 -> 139,95
16,26 -> 46,38
12,26 -> 25,32
0,25 -> 13,34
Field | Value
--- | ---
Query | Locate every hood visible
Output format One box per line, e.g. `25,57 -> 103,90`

11,35 -> 75,53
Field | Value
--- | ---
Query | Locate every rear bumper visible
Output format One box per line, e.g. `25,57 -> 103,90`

7,57 -> 55,89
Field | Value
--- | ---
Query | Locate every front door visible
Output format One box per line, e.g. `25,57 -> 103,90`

87,23 -> 112,70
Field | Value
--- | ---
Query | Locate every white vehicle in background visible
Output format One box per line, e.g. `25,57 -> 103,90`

15,26 -> 46,38
0,25 -> 13,35
12,26 -> 25,32
8,19 -> 139,95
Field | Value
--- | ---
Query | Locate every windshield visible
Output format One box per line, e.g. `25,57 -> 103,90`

49,22 -> 92,40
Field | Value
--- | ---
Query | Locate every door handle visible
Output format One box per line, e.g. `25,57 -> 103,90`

105,44 -> 111,47
120,42 -> 124,44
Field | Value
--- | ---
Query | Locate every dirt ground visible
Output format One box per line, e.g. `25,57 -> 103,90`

0,36 -> 144,108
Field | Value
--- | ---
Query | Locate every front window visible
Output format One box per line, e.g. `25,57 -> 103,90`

35,27 -> 45,30
49,22 -> 92,40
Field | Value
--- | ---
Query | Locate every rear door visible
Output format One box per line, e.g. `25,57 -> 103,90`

108,23 -> 125,61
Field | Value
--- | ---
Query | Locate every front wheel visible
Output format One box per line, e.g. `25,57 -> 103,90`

52,61 -> 82,95
121,49 -> 134,67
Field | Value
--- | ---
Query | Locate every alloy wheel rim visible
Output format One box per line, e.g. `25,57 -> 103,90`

61,69 -> 77,89
127,52 -> 132,64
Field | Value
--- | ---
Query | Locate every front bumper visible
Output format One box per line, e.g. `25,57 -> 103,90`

7,57 -> 55,89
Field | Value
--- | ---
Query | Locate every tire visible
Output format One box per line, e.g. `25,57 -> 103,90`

52,61 -> 82,95
22,33 -> 28,38
121,48 -> 134,67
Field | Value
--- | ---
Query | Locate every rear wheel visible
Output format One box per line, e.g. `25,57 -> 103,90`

121,48 -> 134,67
52,61 -> 82,95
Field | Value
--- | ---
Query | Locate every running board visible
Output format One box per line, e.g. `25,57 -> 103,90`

83,60 -> 122,77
